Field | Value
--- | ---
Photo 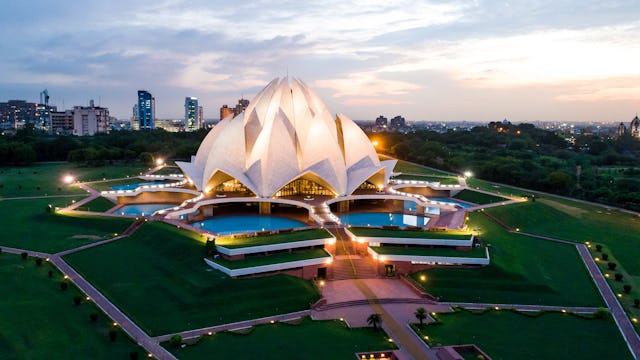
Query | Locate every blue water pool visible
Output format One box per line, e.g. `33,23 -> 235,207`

429,198 -> 473,208
338,212 -> 430,227
111,181 -> 174,191
117,203 -> 177,216
191,216 -> 307,235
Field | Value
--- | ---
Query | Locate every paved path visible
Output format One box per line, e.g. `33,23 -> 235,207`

0,246 -> 51,259
576,244 -> 640,359
49,256 -> 176,360
0,194 -> 85,201
441,302 -> 598,313
153,310 -> 312,342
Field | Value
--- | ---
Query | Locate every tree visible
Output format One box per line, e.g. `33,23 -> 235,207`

634,299 -> 639,308
139,152 -> 153,166
415,307 -> 427,329
48,270 -> 53,278
608,262 -> 617,270
624,285 -> 632,294
129,351 -> 139,360
601,254 -> 609,261
169,334 -> 183,348
73,296 -> 82,306
367,313 -> 382,330
21,252 -> 28,260
109,329 -> 118,342
35,258 -> 42,266
595,244 -> 602,252
60,282 -> 68,291
89,313 -> 99,322
615,273 -> 623,281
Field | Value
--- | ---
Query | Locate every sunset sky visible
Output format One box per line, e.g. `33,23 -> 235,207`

1,0 -> 638,122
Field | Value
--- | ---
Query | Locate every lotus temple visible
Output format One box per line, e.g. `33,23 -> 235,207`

99,77 -> 491,279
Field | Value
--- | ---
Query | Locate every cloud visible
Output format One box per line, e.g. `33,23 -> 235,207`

555,78 -> 640,102
315,72 -> 421,98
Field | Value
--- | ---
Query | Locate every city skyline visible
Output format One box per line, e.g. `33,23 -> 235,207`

0,1 -> 638,122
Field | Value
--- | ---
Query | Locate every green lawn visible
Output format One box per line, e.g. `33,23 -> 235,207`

453,189 -> 507,205
0,162 -> 148,197
0,253 -> 142,359
215,228 -> 332,248
212,249 -> 330,269
350,227 -> 471,240
410,212 -> 603,306
413,309 -> 632,360
0,198 -> 133,253
485,200 -> 640,276
150,165 -> 182,175
465,177 -> 529,197
73,196 -> 117,212
64,221 -> 321,335
393,160 -> 453,176
393,174 -> 460,185
371,245 -> 486,258
166,317 -> 394,360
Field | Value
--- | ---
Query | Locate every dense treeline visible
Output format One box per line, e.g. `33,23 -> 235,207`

3,122 -> 640,210
0,125 -> 207,166
373,121 -> 640,210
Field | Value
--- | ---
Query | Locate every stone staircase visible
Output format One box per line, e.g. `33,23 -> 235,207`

331,255 -> 379,280
311,203 -> 340,226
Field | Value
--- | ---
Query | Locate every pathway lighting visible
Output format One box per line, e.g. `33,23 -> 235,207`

424,336 -> 429,340
113,322 -> 118,326
605,274 -> 610,278
270,320 -> 275,324
63,175 -> 75,184
63,275 -> 68,279
208,331 -> 213,335
420,275 -> 426,282
632,318 -> 638,323
387,338 -> 394,343
319,280 -> 325,286
431,312 -> 436,316
562,309 -> 567,313
595,258 -> 600,262
463,171 -> 473,178
86,296 -> 90,301
494,307 -> 500,310
156,158 -> 164,166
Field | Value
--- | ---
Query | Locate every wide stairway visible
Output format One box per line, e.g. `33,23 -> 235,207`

311,203 -> 340,225
327,227 -> 379,280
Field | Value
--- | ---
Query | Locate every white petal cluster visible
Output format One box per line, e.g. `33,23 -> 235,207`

177,77 -> 395,197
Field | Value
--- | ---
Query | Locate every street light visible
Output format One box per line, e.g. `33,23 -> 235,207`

63,175 -> 75,184
155,158 -> 164,166
463,171 -> 473,178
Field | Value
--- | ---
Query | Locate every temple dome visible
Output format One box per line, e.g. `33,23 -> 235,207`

176,77 -> 395,197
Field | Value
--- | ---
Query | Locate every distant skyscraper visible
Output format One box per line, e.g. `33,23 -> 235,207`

219,104 -> 233,120
137,90 -> 155,130
375,115 -> 388,127
631,115 -> 640,138
198,105 -> 204,128
184,97 -> 198,131
389,115 -> 406,129
234,98 -> 249,116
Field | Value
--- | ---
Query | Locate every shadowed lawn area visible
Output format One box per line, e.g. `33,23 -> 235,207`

452,189 -> 508,205
73,196 -> 117,212
215,228 -> 332,248
0,198 -> 133,252
212,249 -> 330,269
0,162 -> 148,197
0,253 -> 142,359
411,213 -> 602,306
165,317 -> 394,359
64,221 -> 321,336
485,200 -> 640,276
371,245 -> 487,258
393,160 -> 453,176
413,309 -> 632,360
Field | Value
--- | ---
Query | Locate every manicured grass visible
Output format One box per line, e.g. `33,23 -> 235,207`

212,249 -> 331,269
86,178 -> 145,191
465,177 -> 529,197
215,228 -> 332,249
413,309 -> 632,360
393,160 -> 453,176
0,253 -> 142,359
411,212 -> 603,306
73,196 -> 117,212
453,189 -> 507,205
393,174 -> 460,185
151,165 -> 182,175
165,317 -> 394,359
371,245 -> 486,258
350,227 -> 471,240
0,162 -> 147,197
485,200 -> 640,276
64,221 -> 321,335
0,198 -> 133,252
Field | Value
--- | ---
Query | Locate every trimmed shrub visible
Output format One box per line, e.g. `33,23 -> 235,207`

108,329 -> 118,342
73,296 -> 82,306
35,258 -> 42,266
0,247 -> 2,254
48,270 -> 53,278
596,244 -> 602,252
615,273 -> 623,281
129,352 -> 139,360
608,262 -> 617,271
21,252 -> 28,260
90,313 -> 99,322
634,299 -> 639,308
594,307 -> 608,319
624,285 -> 631,294
601,254 -> 609,261
60,282 -> 68,291
169,334 -> 183,348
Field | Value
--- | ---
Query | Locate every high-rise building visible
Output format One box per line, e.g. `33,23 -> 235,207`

184,97 -> 198,131
0,99 -> 56,130
49,101 -> 109,136
234,98 -> 249,116
389,115 -> 406,129
198,106 -> 204,129
375,115 -> 388,127
219,104 -> 233,120
137,90 -> 155,130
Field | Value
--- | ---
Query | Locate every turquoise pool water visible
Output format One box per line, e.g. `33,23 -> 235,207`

191,216 -> 307,235
338,212 -> 430,227
430,197 -> 473,208
111,181 -> 174,190
117,203 -> 177,216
